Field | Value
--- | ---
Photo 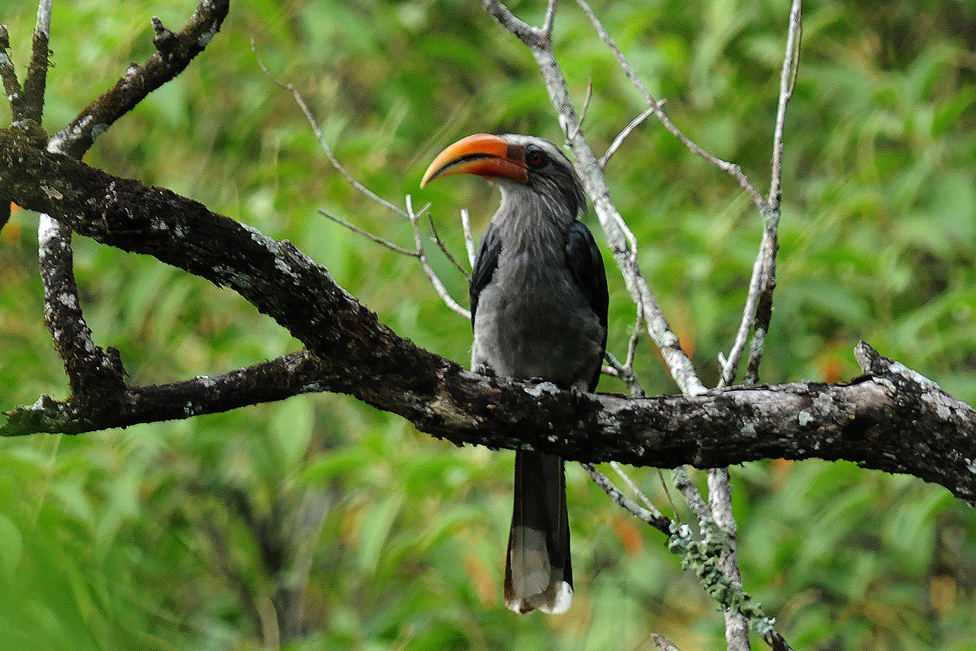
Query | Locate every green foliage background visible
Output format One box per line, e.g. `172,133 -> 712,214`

2,0 -> 976,649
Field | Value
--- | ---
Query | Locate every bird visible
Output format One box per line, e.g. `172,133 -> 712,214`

421,133 -> 608,614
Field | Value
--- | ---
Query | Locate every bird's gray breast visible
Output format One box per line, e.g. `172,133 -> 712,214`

472,234 -> 604,389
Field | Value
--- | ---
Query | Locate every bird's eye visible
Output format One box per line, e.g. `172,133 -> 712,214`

524,145 -> 548,169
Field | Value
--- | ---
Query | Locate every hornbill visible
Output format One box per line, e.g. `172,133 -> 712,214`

421,134 -> 608,614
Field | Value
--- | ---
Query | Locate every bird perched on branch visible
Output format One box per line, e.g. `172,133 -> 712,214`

421,134 -> 608,614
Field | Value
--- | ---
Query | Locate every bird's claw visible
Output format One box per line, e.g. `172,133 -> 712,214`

474,363 -> 496,378
568,385 -> 590,408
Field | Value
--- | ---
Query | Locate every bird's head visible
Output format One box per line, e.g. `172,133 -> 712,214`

421,133 -> 586,219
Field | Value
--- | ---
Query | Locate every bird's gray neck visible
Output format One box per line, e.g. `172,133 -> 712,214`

493,183 -> 577,251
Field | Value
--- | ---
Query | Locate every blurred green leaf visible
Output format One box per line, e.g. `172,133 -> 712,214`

357,493 -> 405,575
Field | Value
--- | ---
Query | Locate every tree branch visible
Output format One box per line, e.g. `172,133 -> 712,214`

574,0 -> 767,212
23,0 -> 232,423
0,25 -> 25,122
21,0 -> 52,124
47,0 -> 230,158
0,143 -> 972,501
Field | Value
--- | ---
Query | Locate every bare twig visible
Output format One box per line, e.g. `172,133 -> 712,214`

672,467 -> 710,521
610,461 -> 659,514
460,209 -> 477,269
22,0 -> 53,123
658,468 -> 680,527
317,209 -> 419,257
742,229 -> 778,386
602,352 -> 645,398
427,212 -> 471,281
0,25 -> 26,120
740,0 -> 801,387
721,0 -> 800,388
575,0 -> 768,213
568,78 -> 593,142
257,43 -> 472,317
599,107 -> 655,170
652,634 -> 683,651
407,196 -> 471,319
602,303 -> 646,397
625,291 -> 645,370
254,41 -> 408,219
768,0 -> 803,215
718,243 -> 766,387
541,0 -> 558,40
708,466 -> 750,651
581,463 -> 671,534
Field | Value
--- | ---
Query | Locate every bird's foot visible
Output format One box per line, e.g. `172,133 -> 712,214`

474,363 -> 496,378
568,384 -> 591,408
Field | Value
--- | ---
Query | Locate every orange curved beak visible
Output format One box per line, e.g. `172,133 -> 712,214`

420,134 -> 528,188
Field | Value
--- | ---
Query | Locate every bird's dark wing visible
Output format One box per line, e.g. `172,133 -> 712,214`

565,220 -> 609,389
565,220 -> 608,329
469,221 -> 502,327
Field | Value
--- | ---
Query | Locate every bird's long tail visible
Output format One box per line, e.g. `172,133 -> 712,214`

504,449 -> 573,614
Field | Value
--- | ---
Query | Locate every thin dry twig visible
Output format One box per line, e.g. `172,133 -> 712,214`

718,243 -> 766,387
600,106 -> 655,170
580,463 -> 671,534
22,0 -> 53,124
739,0 -> 802,388
602,351 -> 642,395
427,212 -> 471,281
407,196 -> 471,319
0,26 -> 25,121
652,634 -> 683,651
575,0 -> 768,213
625,298 -> 645,371
317,209 -> 419,257
768,0 -> 803,215
460,208 -> 477,270
541,0 -> 558,40
602,303 -> 647,397
610,461 -> 658,514
253,41 -> 408,219
658,468 -> 681,528
568,78 -> 594,142
614,462 -> 683,541
720,0 -> 800,389
256,42 -> 472,317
